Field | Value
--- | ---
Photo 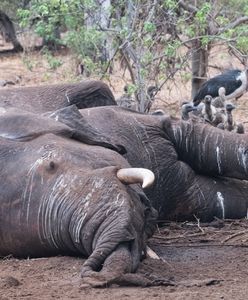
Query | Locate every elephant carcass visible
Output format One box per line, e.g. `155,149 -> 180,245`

0,107 -> 157,285
69,106 -> 248,221
0,80 -> 116,113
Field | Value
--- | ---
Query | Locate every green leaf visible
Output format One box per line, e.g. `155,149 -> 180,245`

144,22 -> 156,33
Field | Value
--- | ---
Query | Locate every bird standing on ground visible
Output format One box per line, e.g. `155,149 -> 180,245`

193,69 -> 248,106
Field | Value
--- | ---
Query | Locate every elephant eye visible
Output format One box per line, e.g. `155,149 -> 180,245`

46,161 -> 57,173
49,161 -> 55,169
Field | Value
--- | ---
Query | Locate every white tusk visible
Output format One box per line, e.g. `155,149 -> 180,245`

117,167 -> 155,188
146,246 -> 160,260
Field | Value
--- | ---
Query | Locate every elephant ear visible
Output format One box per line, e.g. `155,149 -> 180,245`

0,107 -> 73,141
45,105 -> 126,154
65,80 -> 117,109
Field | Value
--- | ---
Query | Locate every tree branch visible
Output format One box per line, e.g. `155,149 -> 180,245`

119,47 -> 136,85
178,0 -> 198,14
218,16 -> 248,34
146,0 -> 159,23
100,46 -> 119,79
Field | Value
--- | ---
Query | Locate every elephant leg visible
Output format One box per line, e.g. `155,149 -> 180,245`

168,173 -> 248,221
192,175 -> 248,221
161,159 -> 248,221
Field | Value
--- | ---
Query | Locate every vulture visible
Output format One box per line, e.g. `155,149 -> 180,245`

212,86 -> 226,108
201,95 -> 225,127
225,103 -> 245,134
201,95 -> 217,123
181,102 -> 197,120
225,103 -> 236,132
217,103 -> 245,134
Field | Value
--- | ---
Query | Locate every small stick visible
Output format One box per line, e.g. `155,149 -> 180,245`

193,214 -> 205,233
152,234 -> 185,241
151,243 -> 248,248
221,230 -> 248,244
153,231 -> 206,241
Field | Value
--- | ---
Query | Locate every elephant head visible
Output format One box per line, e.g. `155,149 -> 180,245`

73,106 -> 248,221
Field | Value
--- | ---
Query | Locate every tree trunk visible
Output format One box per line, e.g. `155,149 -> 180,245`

122,1 -> 147,112
85,0 -> 114,64
191,39 -> 208,98
99,0 -> 113,62
42,26 -> 61,50
0,11 -> 23,52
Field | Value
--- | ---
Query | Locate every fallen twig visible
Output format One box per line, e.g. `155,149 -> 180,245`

150,242 -> 248,248
193,214 -> 205,233
221,230 -> 248,244
153,231 -> 207,242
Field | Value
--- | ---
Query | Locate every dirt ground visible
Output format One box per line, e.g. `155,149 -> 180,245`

1,219 -> 248,300
1,49 -> 248,299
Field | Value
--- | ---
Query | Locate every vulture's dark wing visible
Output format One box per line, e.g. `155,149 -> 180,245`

193,70 -> 242,104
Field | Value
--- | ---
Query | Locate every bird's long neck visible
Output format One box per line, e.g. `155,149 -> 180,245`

219,94 -> 226,103
226,111 -> 233,130
205,104 -> 213,121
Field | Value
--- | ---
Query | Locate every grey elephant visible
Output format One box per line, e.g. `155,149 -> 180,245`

0,107 -> 159,286
0,80 -> 116,113
50,105 -> 248,222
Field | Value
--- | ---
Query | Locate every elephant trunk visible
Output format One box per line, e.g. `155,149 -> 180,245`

166,118 -> 248,180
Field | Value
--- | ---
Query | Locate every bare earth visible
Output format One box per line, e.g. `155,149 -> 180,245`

1,51 -> 248,300
1,220 -> 248,300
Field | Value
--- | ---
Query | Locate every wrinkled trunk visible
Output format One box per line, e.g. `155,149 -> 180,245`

166,118 -> 248,180
0,11 -> 23,51
191,40 -> 208,98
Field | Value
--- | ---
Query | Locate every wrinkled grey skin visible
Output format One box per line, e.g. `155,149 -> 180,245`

0,80 -> 116,113
0,107 -> 157,284
68,106 -> 248,221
